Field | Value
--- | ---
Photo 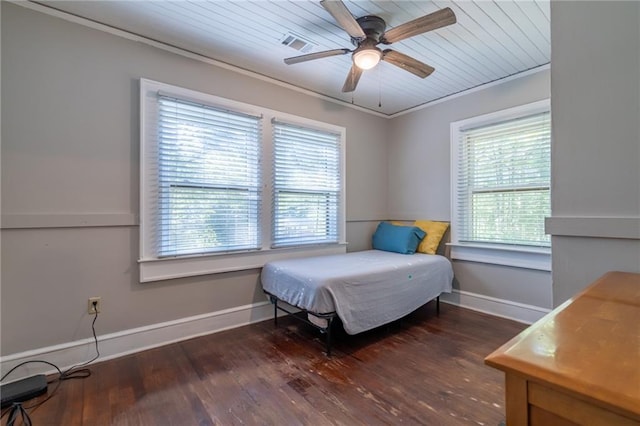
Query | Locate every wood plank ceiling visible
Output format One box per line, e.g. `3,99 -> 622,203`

37,0 -> 550,116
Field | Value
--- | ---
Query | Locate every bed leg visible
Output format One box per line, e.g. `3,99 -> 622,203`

272,297 -> 278,327
436,296 -> 440,315
325,317 -> 333,357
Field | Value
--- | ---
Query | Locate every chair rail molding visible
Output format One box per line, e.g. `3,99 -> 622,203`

545,216 -> 640,239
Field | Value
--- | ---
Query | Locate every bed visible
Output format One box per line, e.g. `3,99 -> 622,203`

261,249 -> 453,355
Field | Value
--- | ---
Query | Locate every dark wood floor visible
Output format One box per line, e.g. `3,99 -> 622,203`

11,302 -> 525,425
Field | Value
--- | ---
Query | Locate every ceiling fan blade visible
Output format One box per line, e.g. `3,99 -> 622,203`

320,0 -> 366,40
284,48 -> 351,65
342,64 -> 363,92
382,49 -> 435,78
382,7 -> 456,44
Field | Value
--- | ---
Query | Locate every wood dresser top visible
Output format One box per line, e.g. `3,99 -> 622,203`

485,271 -> 640,419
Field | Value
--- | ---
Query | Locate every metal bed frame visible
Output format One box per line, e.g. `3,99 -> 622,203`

266,292 -> 440,356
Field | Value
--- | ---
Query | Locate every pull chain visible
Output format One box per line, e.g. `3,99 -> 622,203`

378,65 -> 382,108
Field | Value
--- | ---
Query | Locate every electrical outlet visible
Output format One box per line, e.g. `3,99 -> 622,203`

88,297 -> 101,314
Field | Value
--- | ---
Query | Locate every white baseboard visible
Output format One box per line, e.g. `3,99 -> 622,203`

440,289 -> 551,324
1,292 -> 548,382
0,301 -> 278,382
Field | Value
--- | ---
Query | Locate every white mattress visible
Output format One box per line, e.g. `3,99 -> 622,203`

261,250 -> 453,335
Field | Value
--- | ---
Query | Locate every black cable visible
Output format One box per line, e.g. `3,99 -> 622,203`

0,310 -> 101,423
0,360 -> 62,384
0,361 -> 64,422
6,403 -> 32,426
60,311 -> 100,380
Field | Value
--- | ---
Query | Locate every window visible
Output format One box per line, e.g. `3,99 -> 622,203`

450,100 -> 551,270
140,79 -> 346,282
272,121 -> 341,247
157,96 -> 262,257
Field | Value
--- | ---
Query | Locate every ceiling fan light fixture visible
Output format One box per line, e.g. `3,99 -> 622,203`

353,48 -> 382,70
285,1 -> 457,92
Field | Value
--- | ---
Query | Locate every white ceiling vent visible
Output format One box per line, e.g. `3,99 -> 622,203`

280,33 -> 317,54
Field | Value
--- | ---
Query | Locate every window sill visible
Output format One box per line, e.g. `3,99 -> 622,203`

447,243 -> 551,271
139,243 -> 348,282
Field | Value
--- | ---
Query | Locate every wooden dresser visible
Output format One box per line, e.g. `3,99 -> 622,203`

485,271 -> 640,425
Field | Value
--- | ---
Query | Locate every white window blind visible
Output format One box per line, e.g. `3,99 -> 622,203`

272,121 -> 341,247
455,110 -> 551,248
156,95 -> 262,256
140,79 -> 346,282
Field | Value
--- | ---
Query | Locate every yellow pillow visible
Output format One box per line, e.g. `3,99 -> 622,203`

389,220 -> 407,226
413,220 -> 449,255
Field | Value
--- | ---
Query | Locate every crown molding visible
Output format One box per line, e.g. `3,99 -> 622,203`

12,1 -> 549,119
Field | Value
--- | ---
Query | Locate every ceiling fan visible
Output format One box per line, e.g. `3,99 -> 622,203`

284,0 -> 457,93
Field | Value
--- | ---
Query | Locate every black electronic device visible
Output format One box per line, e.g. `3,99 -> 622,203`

0,374 -> 48,408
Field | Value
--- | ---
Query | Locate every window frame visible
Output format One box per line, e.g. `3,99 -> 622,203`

271,119 -> 343,248
449,99 -> 551,271
140,79 -> 346,282
155,94 -> 263,257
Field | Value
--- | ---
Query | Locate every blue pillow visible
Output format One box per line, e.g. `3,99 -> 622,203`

372,222 -> 426,254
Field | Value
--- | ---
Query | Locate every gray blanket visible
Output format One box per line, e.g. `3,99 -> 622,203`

261,250 -> 453,334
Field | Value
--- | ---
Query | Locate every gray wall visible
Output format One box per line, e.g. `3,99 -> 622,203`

548,1 -> 640,303
387,70 -> 553,310
1,3 -> 388,355
7,0 -> 636,359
